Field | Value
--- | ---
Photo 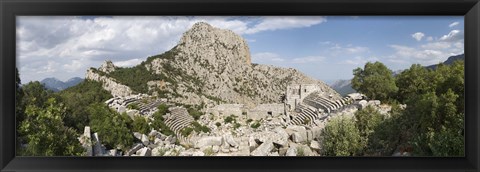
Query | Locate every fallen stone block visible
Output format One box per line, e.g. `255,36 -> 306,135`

251,140 -> 274,156
195,136 -> 223,148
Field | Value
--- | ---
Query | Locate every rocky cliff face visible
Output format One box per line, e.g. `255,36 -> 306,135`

85,63 -> 133,97
87,22 -> 339,108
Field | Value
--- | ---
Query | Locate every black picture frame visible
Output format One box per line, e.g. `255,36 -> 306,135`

1,0 -> 479,172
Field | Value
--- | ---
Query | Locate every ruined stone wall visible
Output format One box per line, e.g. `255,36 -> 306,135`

285,84 -> 324,113
208,104 -> 245,117
247,103 -> 284,120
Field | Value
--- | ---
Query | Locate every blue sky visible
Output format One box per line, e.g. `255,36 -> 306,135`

17,16 -> 464,84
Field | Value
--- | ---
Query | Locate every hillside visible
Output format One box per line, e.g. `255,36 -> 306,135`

86,22 -> 340,108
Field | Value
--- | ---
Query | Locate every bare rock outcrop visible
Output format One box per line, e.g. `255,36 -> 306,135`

85,68 -> 133,97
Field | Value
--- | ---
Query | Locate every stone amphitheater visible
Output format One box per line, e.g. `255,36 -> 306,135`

81,83 -> 392,157
284,84 -> 366,125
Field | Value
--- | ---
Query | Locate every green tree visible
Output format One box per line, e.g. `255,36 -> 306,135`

16,68 -> 25,152
88,103 -> 133,151
18,98 -> 83,156
151,104 -> 175,136
57,80 -> 112,130
132,116 -> 150,134
410,89 -> 464,156
395,64 -> 433,103
354,105 -> 384,154
367,104 -> 403,155
352,61 -> 398,101
321,116 -> 363,156
21,81 -> 54,108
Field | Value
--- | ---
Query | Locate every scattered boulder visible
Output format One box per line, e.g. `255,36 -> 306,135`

251,140 -> 274,156
286,147 -> 296,156
358,100 -> 368,109
141,134 -> 150,146
310,140 -> 321,151
224,134 -> 239,148
126,144 -> 144,156
133,132 -> 142,140
92,133 -> 104,156
138,147 -> 152,156
195,136 -> 223,148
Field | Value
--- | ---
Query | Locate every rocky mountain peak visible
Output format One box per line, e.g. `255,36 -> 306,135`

99,60 -> 116,74
178,22 -> 251,65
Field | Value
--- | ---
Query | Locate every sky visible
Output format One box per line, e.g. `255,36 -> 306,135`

16,16 -> 464,84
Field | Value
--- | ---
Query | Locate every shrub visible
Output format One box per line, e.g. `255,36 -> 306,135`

127,103 -> 140,110
224,115 -> 236,124
250,122 -> 261,129
321,116 -> 363,156
132,116 -> 150,134
151,104 -> 174,136
181,127 -> 194,136
215,122 -> 221,127
87,103 -> 134,151
203,147 -> 215,156
233,123 -> 241,129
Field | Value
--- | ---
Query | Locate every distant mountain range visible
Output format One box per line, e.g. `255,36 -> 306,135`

40,77 -> 84,92
426,54 -> 464,70
330,53 -> 464,96
329,79 -> 356,96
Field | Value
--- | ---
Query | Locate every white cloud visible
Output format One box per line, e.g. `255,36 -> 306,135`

63,60 -> 84,72
388,29 -> 464,66
439,30 -> 463,42
16,16 -> 327,83
328,43 -> 369,54
411,32 -> 425,41
343,56 -> 379,66
421,42 -> 451,49
114,58 -> 143,67
292,56 -> 325,64
243,16 -> 326,34
253,52 -> 327,65
449,21 -> 460,27
252,52 -> 286,63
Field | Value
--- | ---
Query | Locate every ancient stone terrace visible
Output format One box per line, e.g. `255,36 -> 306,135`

163,107 -> 194,144
287,104 -> 319,126
138,99 -> 165,115
303,92 -> 352,113
287,92 -> 356,126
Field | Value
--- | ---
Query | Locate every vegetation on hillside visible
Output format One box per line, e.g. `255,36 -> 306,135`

87,103 -> 134,151
322,60 -> 464,156
58,80 -> 112,130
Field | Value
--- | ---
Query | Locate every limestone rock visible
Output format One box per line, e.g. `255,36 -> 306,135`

287,126 -> 308,143
224,134 -> 239,148
126,144 -> 144,156
133,132 -> 142,140
141,134 -> 150,146
286,147 -> 297,156
99,60 -> 116,74
92,133 -> 103,156
138,147 -> 152,156
358,100 -> 368,109
310,140 -> 321,151
195,136 -> 223,148
85,68 -> 133,97
250,140 -> 274,156
79,126 -> 93,156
